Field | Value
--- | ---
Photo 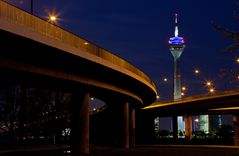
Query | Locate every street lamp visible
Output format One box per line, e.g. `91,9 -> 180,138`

194,69 -> 200,74
182,86 -> 186,91
47,10 -> 61,24
48,14 -> 58,24
49,15 -> 57,22
156,95 -> 160,99
237,58 -> 239,63
163,77 -> 168,82
209,88 -> 215,93
206,81 -> 212,87
28,1 -> 60,24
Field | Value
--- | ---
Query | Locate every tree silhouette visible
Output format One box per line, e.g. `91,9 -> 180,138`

212,0 -> 239,53
0,85 -> 22,145
212,0 -> 239,88
0,84 -> 72,147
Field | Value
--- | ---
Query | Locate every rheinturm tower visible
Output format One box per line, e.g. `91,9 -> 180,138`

168,13 -> 185,101
169,14 -> 186,135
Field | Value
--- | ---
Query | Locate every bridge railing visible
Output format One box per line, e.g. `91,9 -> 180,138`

0,1 -> 156,89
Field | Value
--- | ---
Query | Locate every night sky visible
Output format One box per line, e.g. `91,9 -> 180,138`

7,0 -> 239,100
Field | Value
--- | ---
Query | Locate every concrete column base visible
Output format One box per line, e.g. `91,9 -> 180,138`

123,102 -> 129,148
233,114 -> 239,146
184,114 -> 192,142
130,108 -> 135,147
71,90 -> 90,154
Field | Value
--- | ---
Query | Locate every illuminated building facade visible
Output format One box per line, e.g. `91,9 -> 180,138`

199,115 -> 209,133
192,115 -> 222,133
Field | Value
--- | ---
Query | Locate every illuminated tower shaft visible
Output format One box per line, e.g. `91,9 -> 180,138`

172,50 -> 182,100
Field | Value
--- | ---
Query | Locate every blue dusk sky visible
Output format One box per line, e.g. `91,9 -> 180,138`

7,0 -> 239,101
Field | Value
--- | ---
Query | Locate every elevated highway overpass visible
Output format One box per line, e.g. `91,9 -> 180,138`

0,1 -> 157,154
139,90 -> 239,145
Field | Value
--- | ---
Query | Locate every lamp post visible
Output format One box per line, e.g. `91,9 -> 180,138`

30,0 -> 33,14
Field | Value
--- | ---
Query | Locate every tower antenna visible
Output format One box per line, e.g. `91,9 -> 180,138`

174,13 -> 179,37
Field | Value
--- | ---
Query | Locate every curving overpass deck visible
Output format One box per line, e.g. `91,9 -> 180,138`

0,1 -> 157,154
144,89 -> 239,116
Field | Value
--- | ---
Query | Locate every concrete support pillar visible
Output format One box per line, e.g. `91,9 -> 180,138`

71,90 -> 90,154
232,114 -> 239,146
172,115 -> 178,139
130,108 -> 135,147
123,102 -> 130,148
184,114 -> 192,141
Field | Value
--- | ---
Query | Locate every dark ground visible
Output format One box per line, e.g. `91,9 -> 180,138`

91,145 -> 239,156
1,145 -> 239,156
